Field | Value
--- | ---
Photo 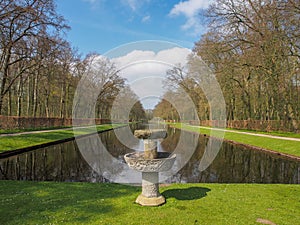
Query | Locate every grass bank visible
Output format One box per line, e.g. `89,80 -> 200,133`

0,124 -> 124,153
171,123 -> 300,157
0,126 -> 72,135
0,181 -> 299,225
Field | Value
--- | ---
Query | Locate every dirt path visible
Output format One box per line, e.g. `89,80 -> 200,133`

194,126 -> 300,142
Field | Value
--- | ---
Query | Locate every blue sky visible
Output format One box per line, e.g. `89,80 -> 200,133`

56,0 -> 214,109
56,0 -> 213,55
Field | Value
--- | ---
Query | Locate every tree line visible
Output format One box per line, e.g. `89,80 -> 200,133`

0,0 -> 146,121
154,0 -> 299,126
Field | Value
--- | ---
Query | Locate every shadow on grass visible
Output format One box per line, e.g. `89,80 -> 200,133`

162,187 -> 210,200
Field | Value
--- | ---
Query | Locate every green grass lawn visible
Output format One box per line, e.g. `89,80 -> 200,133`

0,126 -> 73,135
171,123 -> 300,157
0,181 -> 299,225
0,124 -> 124,153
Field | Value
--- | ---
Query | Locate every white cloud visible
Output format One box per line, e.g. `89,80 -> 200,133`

122,0 -> 138,11
169,0 -> 211,17
83,0 -> 150,11
169,0 -> 214,35
111,47 -> 191,108
112,47 -> 190,81
82,0 -> 101,7
121,0 -> 150,11
142,15 -> 151,23
83,0 -> 98,3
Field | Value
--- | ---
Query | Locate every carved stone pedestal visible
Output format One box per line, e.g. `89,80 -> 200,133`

124,152 -> 176,207
135,172 -> 165,206
124,128 -> 176,207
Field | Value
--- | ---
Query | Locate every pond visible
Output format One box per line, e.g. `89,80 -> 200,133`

0,125 -> 299,183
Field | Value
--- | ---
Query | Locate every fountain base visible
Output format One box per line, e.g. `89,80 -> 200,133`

136,171 -> 165,206
135,194 -> 165,206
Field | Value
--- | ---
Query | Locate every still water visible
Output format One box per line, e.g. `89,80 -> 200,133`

0,125 -> 299,183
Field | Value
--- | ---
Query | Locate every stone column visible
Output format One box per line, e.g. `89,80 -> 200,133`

143,139 -> 158,159
136,171 -> 165,206
141,172 -> 159,197
135,139 -> 165,206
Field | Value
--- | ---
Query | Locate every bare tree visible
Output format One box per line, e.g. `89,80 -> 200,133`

194,0 -> 299,124
0,0 -> 69,114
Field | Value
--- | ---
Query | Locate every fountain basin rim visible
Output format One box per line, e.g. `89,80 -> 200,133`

124,152 -> 175,160
124,152 -> 176,172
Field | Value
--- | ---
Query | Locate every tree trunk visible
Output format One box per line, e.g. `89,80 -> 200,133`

26,76 -> 32,117
33,72 -> 38,118
45,94 -> 50,118
8,90 -> 12,116
17,76 -> 23,117
65,84 -> 70,118
59,81 -> 66,118
0,48 -> 12,115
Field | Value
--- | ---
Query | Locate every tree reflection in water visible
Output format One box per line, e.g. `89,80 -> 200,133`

0,126 -> 299,184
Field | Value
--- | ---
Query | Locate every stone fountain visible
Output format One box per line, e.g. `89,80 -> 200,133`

124,128 -> 176,206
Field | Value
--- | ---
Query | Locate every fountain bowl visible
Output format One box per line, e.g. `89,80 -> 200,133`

134,129 -> 167,139
124,152 -> 176,172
